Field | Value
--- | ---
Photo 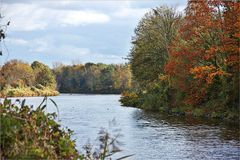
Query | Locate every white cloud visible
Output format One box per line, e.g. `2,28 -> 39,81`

59,10 -> 109,26
85,53 -> 125,64
5,4 -> 47,31
4,3 -> 110,31
6,38 -> 28,45
52,45 -> 91,56
114,7 -> 149,19
176,5 -> 186,14
30,39 -> 49,52
25,36 -> 124,64
27,37 -> 90,56
2,0 -> 187,65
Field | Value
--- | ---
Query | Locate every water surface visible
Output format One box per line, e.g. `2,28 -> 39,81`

10,94 -> 240,160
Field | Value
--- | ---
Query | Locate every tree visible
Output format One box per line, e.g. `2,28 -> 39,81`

112,64 -> 132,91
54,63 -> 132,94
0,60 -> 35,89
129,6 -> 181,87
165,0 -> 239,107
31,61 -> 56,89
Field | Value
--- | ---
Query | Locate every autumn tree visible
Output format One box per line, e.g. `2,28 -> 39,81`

112,64 -> 132,91
0,60 -> 35,89
165,0 -> 239,107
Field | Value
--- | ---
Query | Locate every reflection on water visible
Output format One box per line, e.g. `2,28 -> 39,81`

133,110 -> 240,141
7,94 -> 240,160
130,109 -> 240,160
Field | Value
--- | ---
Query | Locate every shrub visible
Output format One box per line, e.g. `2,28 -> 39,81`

0,98 -> 79,159
192,108 -> 205,117
120,91 -> 140,107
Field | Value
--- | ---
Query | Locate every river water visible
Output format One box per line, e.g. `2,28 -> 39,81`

10,94 -> 240,160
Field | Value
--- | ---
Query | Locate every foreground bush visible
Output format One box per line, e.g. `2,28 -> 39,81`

0,98 -> 78,159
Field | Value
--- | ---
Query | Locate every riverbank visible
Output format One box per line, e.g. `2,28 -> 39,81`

0,86 -> 59,97
120,91 -> 239,123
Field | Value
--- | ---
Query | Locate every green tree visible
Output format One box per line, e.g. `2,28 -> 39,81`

129,6 -> 181,87
31,61 -> 56,89
124,7 -> 181,111
54,63 -> 132,94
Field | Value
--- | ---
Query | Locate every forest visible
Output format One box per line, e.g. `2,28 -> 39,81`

120,1 -> 239,121
54,63 -> 131,94
0,60 -> 132,97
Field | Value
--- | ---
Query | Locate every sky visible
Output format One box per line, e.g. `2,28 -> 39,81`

0,0 -> 187,67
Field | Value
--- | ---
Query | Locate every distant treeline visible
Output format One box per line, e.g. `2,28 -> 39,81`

0,60 -> 132,96
53,63 -> 132,94
0,60 -> 58,97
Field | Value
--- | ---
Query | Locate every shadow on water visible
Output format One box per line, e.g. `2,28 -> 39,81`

132,109 -> 240,141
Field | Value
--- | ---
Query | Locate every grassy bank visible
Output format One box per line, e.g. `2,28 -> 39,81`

0,86 -> 59,98
120,91 -> 239,122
